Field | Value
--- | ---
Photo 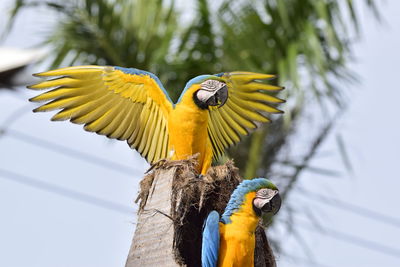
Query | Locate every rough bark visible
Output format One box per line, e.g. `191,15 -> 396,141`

125,167 -> 178,267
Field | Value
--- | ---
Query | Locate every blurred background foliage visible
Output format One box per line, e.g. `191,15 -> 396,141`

5,0 -> 379,252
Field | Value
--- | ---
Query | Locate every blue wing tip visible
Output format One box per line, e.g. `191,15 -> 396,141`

202,211 -> 220,267
208,210 -> 220,221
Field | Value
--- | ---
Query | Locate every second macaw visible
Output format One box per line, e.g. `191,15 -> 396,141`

201,178 -> 281,267
28,66 -> 284,174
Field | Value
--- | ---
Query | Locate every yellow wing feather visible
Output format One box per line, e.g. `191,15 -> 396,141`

208,71 -> 284,159
28,65 -> 173,163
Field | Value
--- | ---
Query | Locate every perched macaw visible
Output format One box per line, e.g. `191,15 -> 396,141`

28,66 -> 284,174
201,178 -> 281,267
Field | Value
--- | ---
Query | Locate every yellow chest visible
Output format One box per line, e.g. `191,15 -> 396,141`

167,101 -> 209,161
218,192 -> 259,267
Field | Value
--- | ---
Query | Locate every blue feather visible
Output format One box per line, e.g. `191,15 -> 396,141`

214,72 -> 226,77
221,178 -> 277,224
202,210 -> 220,267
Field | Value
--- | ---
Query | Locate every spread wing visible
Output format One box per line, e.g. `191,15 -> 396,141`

201,211 -> 220,267
208,72 -> 284,159
28,65 -> 173,163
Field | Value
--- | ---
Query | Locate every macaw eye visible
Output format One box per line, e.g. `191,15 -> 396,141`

258,189 -> 268,196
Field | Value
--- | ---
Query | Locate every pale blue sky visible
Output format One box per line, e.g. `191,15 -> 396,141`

0,1 -> 399,267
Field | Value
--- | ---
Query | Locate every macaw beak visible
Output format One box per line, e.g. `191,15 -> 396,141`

253,189 -> 281,216
196,80 -> 228,108
214,85 -> 228,107
261,192 -> 281,215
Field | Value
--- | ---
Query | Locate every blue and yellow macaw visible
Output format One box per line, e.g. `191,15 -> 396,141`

201,178 -> 281,267
28,66 -> 284,174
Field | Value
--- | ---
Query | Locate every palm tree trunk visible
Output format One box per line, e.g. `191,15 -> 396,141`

125,166 -> 179,267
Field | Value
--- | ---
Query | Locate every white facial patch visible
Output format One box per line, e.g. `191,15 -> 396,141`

197,80 -> 226,102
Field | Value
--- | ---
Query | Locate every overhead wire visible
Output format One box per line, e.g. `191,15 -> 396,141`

0,97 -> 145,178
294,218 -> 400,259
1,128 -> 144,177
0,101 -> 141,217
0,167 -> 134,215
296,186 -> 400,228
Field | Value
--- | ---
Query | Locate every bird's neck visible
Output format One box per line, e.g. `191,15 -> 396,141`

228,192 -> 259,232
175,84 -> 202,108
167,84 -> 209,172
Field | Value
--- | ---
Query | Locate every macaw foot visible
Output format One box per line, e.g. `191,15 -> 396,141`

197,174 -> 204,179
145,159 -> 167,173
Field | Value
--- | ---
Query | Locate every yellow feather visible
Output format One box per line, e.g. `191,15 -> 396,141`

154,117 -> 165,161
64,70 -> 103,80
212,111 -> 240,144
228,99 -> 270,123
129,85 -> 147,102
157,119 -> 168,160
240,100 -> 283,114
133,104 -> 152,152
224,104 -> 256,129
208,123 -> 224,157
105,79 -> 126,91
219,107 -> 248,136
240,83 -> 283,92
30,82 -> 104,102
209,117 -> 229,149
109,82 -> 131,94
140,103 -> 158,157
28,77 -> 100,90
83,103 -> 123,132
107,102 -> 135,139
33,65 -> 103,77
50,93 -> 112,121
147,109 -> 163,162
71,94 -> 120,125
117,104 -> 140,140
91,99 -> 128,135
160,119 -> 168,159
34,89 -> 107,112
235,91 -> 285,104
126,105 -> 144,145
230,72 -> 275,82
85,98 -> 129,134
127,112 -> 143,146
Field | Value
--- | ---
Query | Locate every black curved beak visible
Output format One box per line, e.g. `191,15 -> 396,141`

204,85 -> 228,108
261,192 -> 281,215
253,189 -> 281,216
215,85 -> 228,108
